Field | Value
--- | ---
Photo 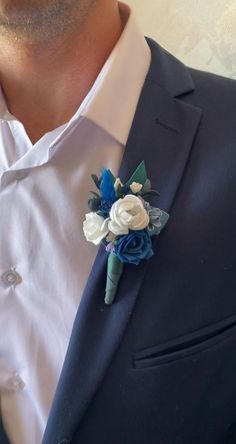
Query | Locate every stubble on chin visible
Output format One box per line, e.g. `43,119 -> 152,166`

0,0 -> 96,45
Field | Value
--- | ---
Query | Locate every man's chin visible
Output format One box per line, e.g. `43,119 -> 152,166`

0,0 -> 95,43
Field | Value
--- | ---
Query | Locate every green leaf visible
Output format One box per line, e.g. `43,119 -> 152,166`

88,197 -> 101,212
90,190 -> 101,199
148,190 -> 160,196
91,174 -> 101,190
142,179 -> 152,193
125,161 -> 148,187
115,183 -> 123,198
108,170 -> 116,184
141,190 -> 160,200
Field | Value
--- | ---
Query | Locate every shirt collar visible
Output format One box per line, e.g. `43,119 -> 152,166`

77,2 -> 151,146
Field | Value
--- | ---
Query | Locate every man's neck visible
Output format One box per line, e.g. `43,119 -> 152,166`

0,0 -> 124,144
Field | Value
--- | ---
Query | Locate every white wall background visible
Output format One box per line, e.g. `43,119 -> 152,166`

125,0 -> 236,79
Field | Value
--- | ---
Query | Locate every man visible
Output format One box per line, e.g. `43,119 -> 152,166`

0,0 -> 235,443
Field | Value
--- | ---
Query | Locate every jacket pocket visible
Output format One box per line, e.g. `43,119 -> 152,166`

133,313 -> 236,369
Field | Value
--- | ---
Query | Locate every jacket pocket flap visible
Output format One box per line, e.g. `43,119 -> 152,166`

133,313 -> 236,368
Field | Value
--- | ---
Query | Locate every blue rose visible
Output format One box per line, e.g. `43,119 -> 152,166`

114,229 -> 154,265
99,199 -> 113,218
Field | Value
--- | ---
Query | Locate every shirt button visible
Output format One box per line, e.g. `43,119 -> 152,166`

7,373 -> 25,392
1,269 -> 22,287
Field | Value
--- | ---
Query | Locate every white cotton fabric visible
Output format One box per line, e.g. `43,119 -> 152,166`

0,2 -> 151,443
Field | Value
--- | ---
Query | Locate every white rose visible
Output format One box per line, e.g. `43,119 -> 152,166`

83,213 -> 109,245
108,194 -> 149,235
129,182 -> 143,194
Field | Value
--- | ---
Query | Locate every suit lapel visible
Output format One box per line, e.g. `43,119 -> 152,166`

42,39 -> 202,444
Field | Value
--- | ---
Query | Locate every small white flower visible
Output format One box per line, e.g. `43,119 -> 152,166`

114,178 -> 123,191
129,182 -> 143,194
108,194 -> 149,236
83,213 -> 109,245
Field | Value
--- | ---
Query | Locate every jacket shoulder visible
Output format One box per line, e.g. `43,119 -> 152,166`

184,66 -> 236,112
188,66 -> 236,91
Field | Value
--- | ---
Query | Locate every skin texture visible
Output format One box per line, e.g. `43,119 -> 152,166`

0,0 -> 96,41
0,0 -> 123,143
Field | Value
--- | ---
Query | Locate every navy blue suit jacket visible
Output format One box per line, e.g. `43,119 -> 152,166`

2,38 -> 236,444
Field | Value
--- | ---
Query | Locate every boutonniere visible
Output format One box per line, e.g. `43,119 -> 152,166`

83,161 -> 169,305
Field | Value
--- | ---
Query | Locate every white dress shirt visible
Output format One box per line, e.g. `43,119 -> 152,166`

0,2 -> 151,443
